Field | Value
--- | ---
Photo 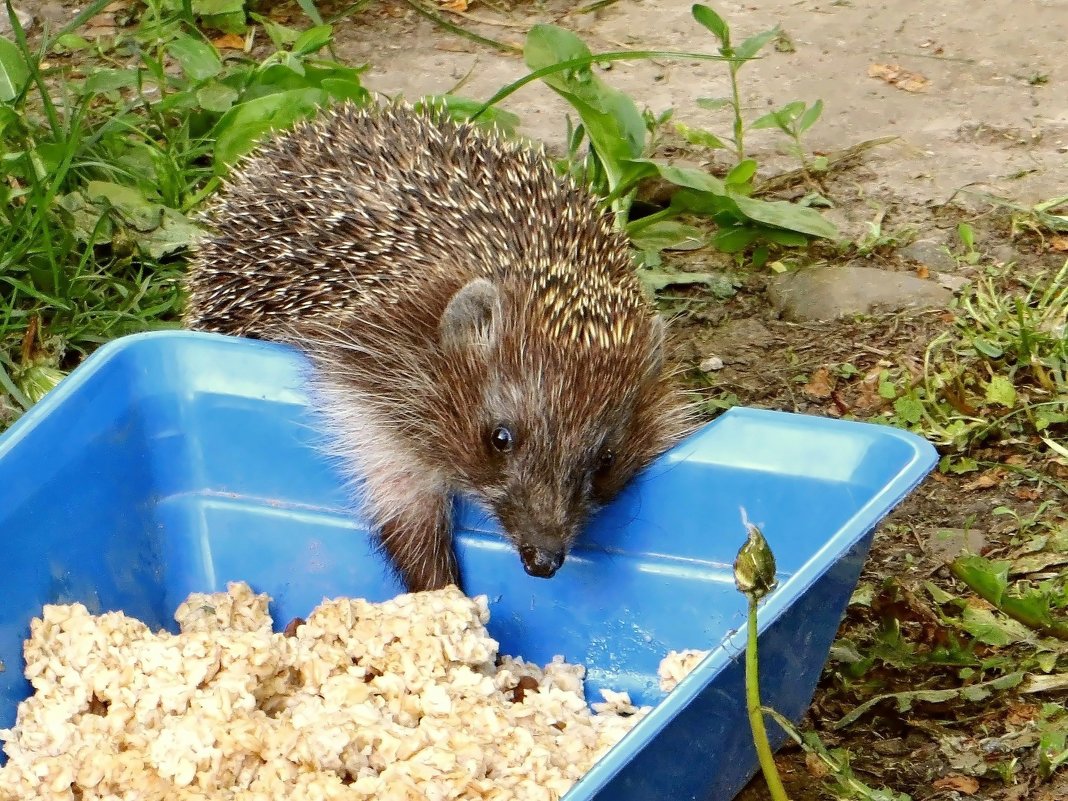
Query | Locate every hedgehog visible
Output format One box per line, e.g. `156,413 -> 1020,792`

183,99 -> 696,593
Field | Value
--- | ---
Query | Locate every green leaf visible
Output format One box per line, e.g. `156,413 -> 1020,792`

924,581 -> 956,605
192,0 -> 245,13
849,582 -> 875,607
524,25 -> 646,192
637,267 -> 735,296
292,24 -> 332,55
644,161 -> 728,195
51,33 -> 92,53
952,555 -> 1009,605
734,26 -> 779,62
319,78 -> 368,104
985,375 -> 1017,407
199,11 -> 247,34
750,110 -> 785,131
798,99 -> 824,134
421,94 -> 520,136
627,220 -> 706,252
294,0 -> 325,25
168,35 -> 222,81
726,158 -> 757,187
961,602 -> 1035,646
142,208 -> 203,258
957,222 -> 975,250
250,13 -> 301,47
1035,410 -> 1068,431
893,395 -> 924,424
634,159 -> 837,239
760,228 -> 809,247
972,337 -> 1004,358
712,226 -> 759,253
196,81 -> 239,113
0,36 -> 28,102
730,192 -> 838,239
211,87 -> 327,169
695,96 -> 731,111
85,181 -> 161,230
676,123 -> 728,150
834,672 -> 1024,730
84,68 -> 141,94
691,5 -> 729,46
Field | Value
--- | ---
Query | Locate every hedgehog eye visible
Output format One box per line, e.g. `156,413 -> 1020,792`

490,425 -> 515,453
596,449 -> 615,474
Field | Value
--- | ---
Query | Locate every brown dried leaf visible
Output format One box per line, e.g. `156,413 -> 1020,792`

916,265 -> 930,280
853,376 -> 888,413
1050,235 -> 1068,252
961,470 -> 1003,491
212,33 -> 246,50
1005,702 -> 1040,726
802,366 -> 836,400
440,0 -> 469,10
804,751 -> 830,779
932,774 -> 980,794
868,63 -> 930,92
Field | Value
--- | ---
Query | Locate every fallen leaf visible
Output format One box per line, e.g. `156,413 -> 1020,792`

1014,486 -> 1041,500
853,376 -> 888,413
868,62 -> 930,92
1005,702 -> 1040,726
961,470 -> 1003,491
802,366 -> 836,400
933,774 -> 980,794
212,33 -> 246,49
1051,235 -> 1068,252
916,265 -> 930,279
804,751 -> 830,779
440,0 -> 469,10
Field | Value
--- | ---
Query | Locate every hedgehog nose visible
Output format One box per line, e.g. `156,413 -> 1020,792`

519,546 -> 564,578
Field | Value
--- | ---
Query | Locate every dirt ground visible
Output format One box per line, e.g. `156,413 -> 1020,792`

333,0 -> 1067,212
316,1 -> 1068,799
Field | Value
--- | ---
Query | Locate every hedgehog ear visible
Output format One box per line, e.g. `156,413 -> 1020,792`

644,315 -> 667,383
440,278 -> 501,352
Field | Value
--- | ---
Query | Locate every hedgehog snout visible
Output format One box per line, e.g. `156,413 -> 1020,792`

519,545 -> 565,578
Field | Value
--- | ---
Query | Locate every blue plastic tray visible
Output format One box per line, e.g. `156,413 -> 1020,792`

0,331 -> 936,800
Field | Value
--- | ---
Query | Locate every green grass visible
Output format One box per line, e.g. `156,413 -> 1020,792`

876,258 -> 1068,464
0,0 -> 375,425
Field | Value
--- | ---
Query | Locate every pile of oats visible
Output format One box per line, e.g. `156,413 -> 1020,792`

0,583 -> 705,801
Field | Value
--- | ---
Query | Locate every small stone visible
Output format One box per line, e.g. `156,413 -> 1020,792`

899,237 -> 957,272
698,356 -> 724,372
0,6 -> 34,33
937,272 -> 972,292
767,266 -> 952,322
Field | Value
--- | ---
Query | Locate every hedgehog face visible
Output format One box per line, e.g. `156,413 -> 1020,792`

472,387 -> 637,580
439,278 -> 690,580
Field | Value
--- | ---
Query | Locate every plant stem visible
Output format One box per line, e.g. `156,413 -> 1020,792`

625,206 -> 677,234
728,61 -> 745,163
746,594 -> 790,801
469,50 -> 729,122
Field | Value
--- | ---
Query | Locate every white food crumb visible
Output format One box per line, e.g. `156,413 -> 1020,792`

657,649 -> 711,693
0,583 -> 672,800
